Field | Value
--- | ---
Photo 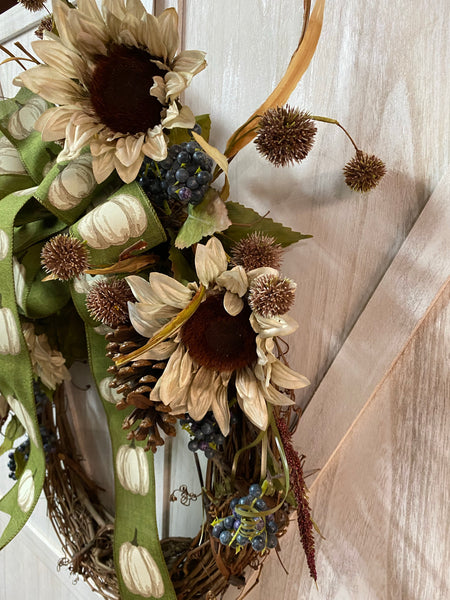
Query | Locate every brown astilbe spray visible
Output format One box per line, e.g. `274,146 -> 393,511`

276,416 -> 317,580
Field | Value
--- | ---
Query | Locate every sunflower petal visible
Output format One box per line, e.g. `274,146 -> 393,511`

159,343 -> 184,404
34,105 -> 74,141
143,126 -> 168,162
18,66 -> 82,105
115,134 -> 145,167
211,377 -> 230,436
236,367 -> 268,430
216,265 -> 248,296
250,312 -> 298,338
270,359 -> 310,389
148,272 -> 193,307
263,383 -> 295,406
172,50 -> 207,76
92,150 -> 116,183
158,8 -> 179,62
139,14 -> 166,58
188,367 -> 214,421
32,40 -> 84,80
195,237 -> 228,287
162,103 -> 195,129
128,302 -> 160,339
138,340 -> 177,361
150,76 -> 166,104
223,291 -> 243,316
163,71 -> 188,101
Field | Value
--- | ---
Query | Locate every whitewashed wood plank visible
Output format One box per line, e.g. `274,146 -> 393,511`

182,0 -> 450,413
235,280 -> 450,600
0,4 -> 47,43
294,167 -> 450,476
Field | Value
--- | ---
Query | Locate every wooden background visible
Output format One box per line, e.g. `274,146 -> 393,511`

0,0 -> 449,598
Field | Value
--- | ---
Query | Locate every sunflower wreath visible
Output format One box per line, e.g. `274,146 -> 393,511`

0,1 -> 386,599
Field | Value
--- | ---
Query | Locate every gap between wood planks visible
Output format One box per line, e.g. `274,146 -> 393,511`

296,167 -> 450,489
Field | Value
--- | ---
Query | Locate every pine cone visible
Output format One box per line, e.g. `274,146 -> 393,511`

105,325 -> 177,452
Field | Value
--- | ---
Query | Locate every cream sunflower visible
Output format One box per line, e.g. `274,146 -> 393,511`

14,0 -> 206,184
125,237 -> 309,436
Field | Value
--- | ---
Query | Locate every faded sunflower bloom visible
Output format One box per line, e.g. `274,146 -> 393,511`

125,237 -> 309,435
15,0 -> 206,183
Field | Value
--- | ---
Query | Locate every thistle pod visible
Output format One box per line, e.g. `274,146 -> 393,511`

17,469 -> 35,513
0,308 -> 21,355
116,443 -> 150,496
119,534 -> 165,598
77,194 -> 148,249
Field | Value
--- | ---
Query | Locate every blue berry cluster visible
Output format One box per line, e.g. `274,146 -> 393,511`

138,135 -> 213,207
211,483 -> 279,552
181,412 -> 226,459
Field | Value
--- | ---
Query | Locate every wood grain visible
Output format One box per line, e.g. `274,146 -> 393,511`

295,168 -> 450,478
0,0 -> 449,598
233,280 -> 450,600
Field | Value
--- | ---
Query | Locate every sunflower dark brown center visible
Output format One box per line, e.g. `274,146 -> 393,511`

89,44 -> 166,135
180,294 -> 257,372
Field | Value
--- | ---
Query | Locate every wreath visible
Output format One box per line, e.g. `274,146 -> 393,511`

0,1 -> 385,598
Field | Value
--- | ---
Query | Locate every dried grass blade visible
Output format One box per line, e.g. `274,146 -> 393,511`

225,0 -> 325,160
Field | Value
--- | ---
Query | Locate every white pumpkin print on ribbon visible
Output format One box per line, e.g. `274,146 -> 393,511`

17,469 -> 35,513
47,154 -> 97,210
119,538 -> 165,598
99,377 -> 124,404
13,257 -> 26,312
0,308 -> 21,355
116,444 -> 150,496
0,137 -> 27,176
7,96 -> 48,141
0,229 -> 9,260
7,395 -> 39,448
77,194 -> 147,249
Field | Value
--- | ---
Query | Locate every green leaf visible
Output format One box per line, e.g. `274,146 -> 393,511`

220,201 -> 312,251
168,114 -> 211,146
0,415 -> 25,457
175,189 -> 232,249
169,245 -> 196,284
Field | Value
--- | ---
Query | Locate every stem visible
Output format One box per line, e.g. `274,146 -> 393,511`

310,115 -> 360,153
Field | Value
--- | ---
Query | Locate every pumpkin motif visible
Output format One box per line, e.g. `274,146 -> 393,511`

13,257 -> 26,311
0,136 -> 26,175
7,96 -> 48,140
7,395 -> 39,448
116,444 -> 149,496
119,538 -> 165,598
47,154 -> 97,210
77,194 -> 147,249
0,308 -> 21,355
0,229 -> 9,260
17,469 -> 35,513
99,377 -> 124,404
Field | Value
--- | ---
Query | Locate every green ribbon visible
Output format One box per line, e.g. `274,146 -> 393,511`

0,190 -> 46,549
69,193 -> 175,598
0,88 -> 176,599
